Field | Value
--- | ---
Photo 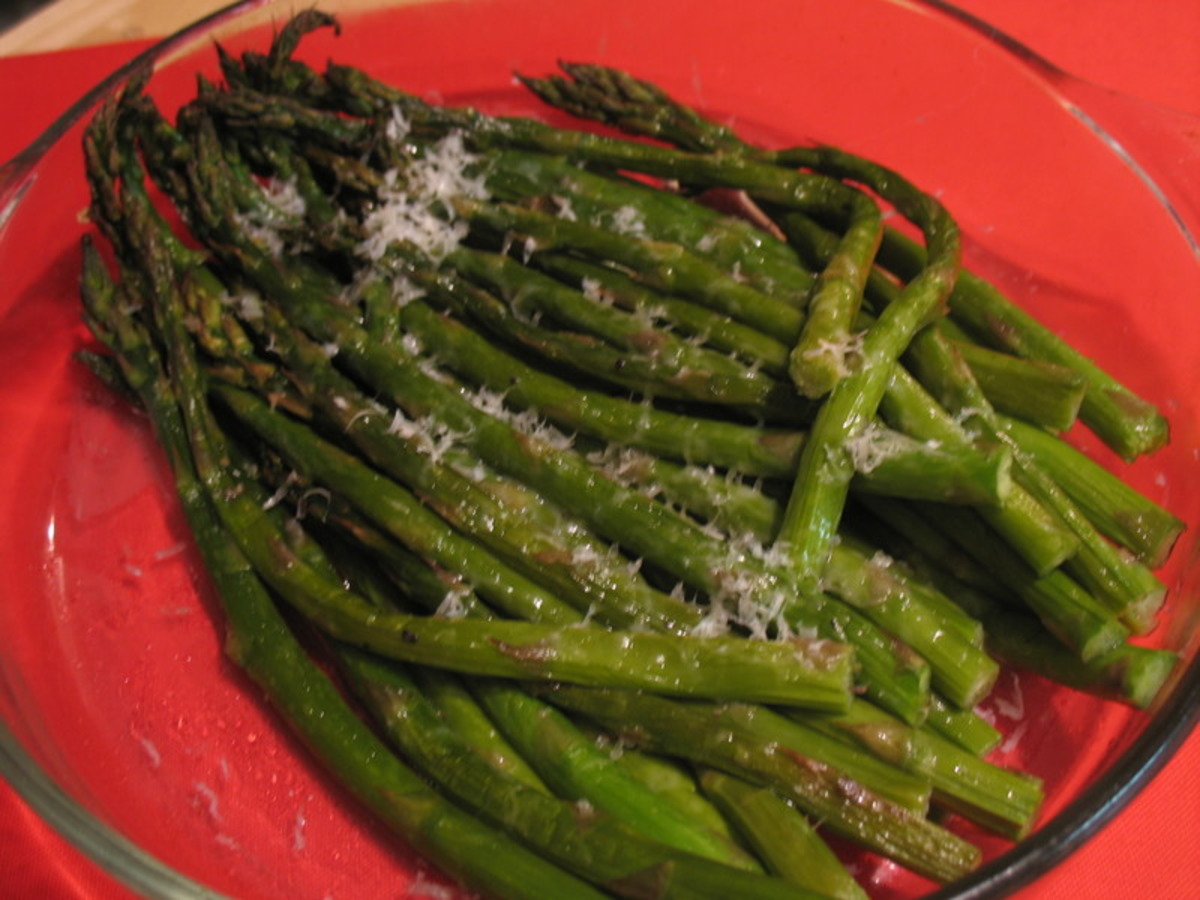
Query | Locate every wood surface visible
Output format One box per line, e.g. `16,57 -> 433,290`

0,0 -> 386,55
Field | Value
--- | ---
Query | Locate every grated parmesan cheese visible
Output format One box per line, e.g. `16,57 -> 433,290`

844,421 -> 913,475
234,177 -> 309,259
608,204 -> 648,237
359,123 -> 490,263
459,384 -> 575,451
435,583 -> 472,619
993,672 -> 1026,720
580,276 -> 614,306
222,290 -> 265,321
799,329 -> 866,380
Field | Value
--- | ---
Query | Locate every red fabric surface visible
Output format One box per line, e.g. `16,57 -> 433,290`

1,4 -> 1198,898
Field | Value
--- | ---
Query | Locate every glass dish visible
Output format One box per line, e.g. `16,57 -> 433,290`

1,0 -> 1198,897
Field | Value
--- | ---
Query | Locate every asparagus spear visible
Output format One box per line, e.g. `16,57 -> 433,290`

97,120 -> 841,713
340,651 -> 829,899
699,771 -> 870,900
78,130 -> 609,900
403,299 -> 1012,507
923,695 -> 1003,758
902,322 -> 1167,633
861,495 -> 1176,706
783,211 -> 1080,577
533,685 -> 982,884
429,240 -> 803,416
466,677 -> 761,871
481,148 -> 813,302
533,252 -> 795,374
518,59 -> 1168,462
874,228 -> 1170,460
1001,415 -> 1184,568
799,700 -> 1042,840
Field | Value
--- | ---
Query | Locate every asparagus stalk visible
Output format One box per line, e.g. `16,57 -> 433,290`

340,650 -> 822,899
699,771 -> 871,900
947,335 -> 1086,433
78,134 -> 609,900
1001,416 -> 1184,568
532,251 -> 794,374
861,495 -> 1175,706
433,241 -> 802,415
779,208 -> 1080,577
467,677 -> 761,871
800,701 -> 1043,840
821,540 -> 998,709
874,229 -> 1169,460
403,299 -> 1012,507
902,324 -> 1167,632
519,59 -> 1167,461
455,196 -> 807,346
598,747 -> 742,848
923,695 -> 1003,758
533,685 -> 982,884
482,148 -> 813,302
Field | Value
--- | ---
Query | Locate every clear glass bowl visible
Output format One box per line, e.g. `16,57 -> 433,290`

1,1 -> 1198,898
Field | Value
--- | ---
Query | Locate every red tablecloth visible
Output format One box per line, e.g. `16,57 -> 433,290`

2,2 -> 1198,898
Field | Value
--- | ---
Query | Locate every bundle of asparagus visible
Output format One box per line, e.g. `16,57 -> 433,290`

76,10 -> 1184,898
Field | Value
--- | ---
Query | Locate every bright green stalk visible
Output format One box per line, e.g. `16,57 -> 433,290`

534,685 -> 982,884
923,695 -> 1003,758
456,197 -> 807,346
692,702 -> 933,814
211,385 -> 856,709
399,300 -> 805,478
861,495 -> 1173,705
948,335 -> 1086,433
784,211 -> 1080,577
468,678 -> 760,871
801,701 -> 1043,841
873,228 -> 1169,460
698,770 -> 870,900
1001,416 -> 1184,568
534,252 -> 795,373
339,648 -> 822,899
822,541 -> 997,709
599,748 -> 741,848
437,243 -> 800,415
482,148 -> 813,302
911,501 -> 1127,662
903,324 -> 1168,631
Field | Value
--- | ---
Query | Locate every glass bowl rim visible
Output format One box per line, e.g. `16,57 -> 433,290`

1,1 -> 1198,898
